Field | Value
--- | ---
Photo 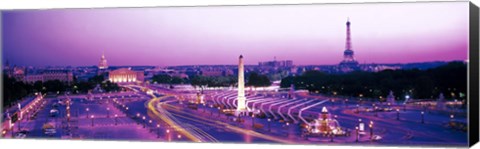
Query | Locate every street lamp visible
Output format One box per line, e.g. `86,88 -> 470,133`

355,126 -> 359,142
86,108 -> 90,118
202,104 -> 206,113
209,105 -> 214,116
107,108 -> 110,118
91,115 -> 95,127
369,121 -> 374,140
149,120 -> 153,132
142,116 -> 146,128
421,111 -> 425,124
450,114 -> 454,124
166,129 -> 171,142
136,113 -> 140,124
267,118 -> 271,132
396,109 -> 400,120
156,124 -> 160,138
114,114 -> 118,125
374,106 -> 378,117
251,114 -> 255,127
177,134 -> 182,139
11,123 -> 15,137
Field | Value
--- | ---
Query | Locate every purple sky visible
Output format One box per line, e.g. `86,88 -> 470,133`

2,2 -> 469,66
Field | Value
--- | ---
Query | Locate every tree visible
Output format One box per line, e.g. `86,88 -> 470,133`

191,76 -> 210,92
280,62 -> 467,100
152,74 -> 185,84
247,72 -> 272,88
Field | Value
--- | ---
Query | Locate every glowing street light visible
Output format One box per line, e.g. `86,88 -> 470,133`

404,95 -> 410,111
136,113 -> 140,124
91,115 -> 95,127
355,126 -> 359,142
166,129 -> 171,142
450,114 -> 454,124
114,114 -> 118,125
251,114 -> 255,127
396,109 -> 400,120
86,108 -> 90,118
369,121 -> 374,140
267,118 -> 271,132
142,116 -> 146,128
11,123 -> 15,137
107,108 -> 110,118
148,120 -> 153,132
156,124 -> 161,138
421,111 -> 425,124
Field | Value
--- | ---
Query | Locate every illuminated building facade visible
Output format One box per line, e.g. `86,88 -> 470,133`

108,68 -> 144,83
24,70 -> 74,84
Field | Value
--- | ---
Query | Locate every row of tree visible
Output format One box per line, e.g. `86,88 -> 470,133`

280,62 -> 467,101
2,74 -> 120,109
152,72 -> 272,91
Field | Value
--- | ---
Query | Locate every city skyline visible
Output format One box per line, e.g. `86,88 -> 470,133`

1,2 -> 471,145
2,2 -> 468,67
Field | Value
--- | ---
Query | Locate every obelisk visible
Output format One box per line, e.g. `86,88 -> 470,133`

236,55 -> 247,116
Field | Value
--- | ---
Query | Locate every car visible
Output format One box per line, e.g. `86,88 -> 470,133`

44,128 -> 56,135
372,135 -> 383,141
43,123 -> 56,136
50,109 -> 59,117
15,131 -> 28,139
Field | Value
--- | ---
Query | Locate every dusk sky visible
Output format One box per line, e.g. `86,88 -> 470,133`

1,2 -> 469,67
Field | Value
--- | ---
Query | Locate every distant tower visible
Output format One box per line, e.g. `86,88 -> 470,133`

98,52 -> 108,70
236,55 -> 247,116
339,18 -> 359,72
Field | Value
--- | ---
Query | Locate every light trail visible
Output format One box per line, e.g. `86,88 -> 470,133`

162,103 -> 296,144
157,102 -> 218,142
147,94 -> 203,142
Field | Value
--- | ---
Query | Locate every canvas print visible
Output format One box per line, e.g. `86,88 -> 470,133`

1,1 -> 473,147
